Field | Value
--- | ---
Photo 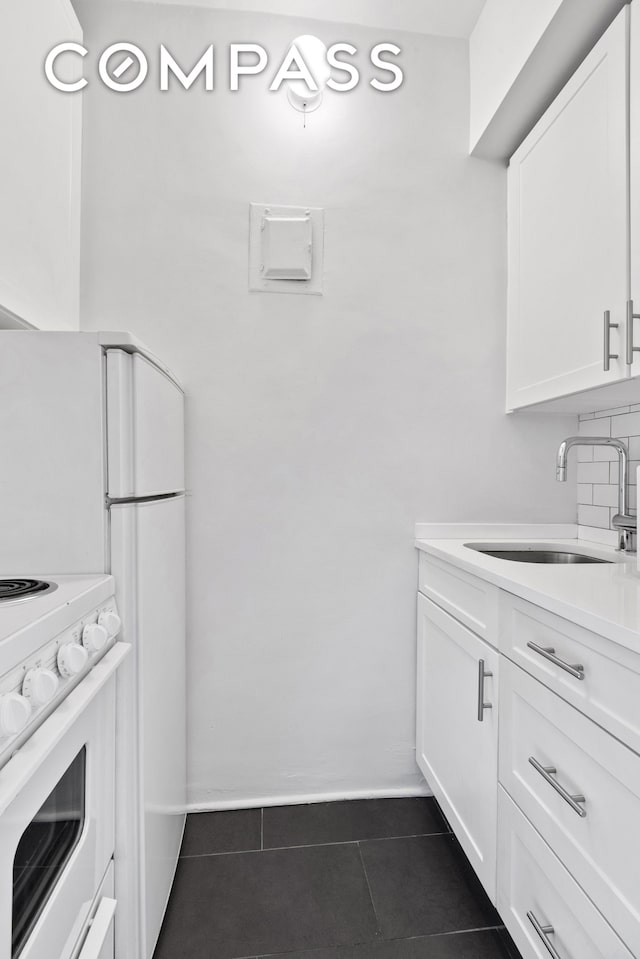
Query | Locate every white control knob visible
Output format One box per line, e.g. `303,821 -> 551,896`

82,623 -> 108,654
57,643 -> 89,678
22,668 -> 59,706
98,610 -> 122,638
0,692 -> 32,737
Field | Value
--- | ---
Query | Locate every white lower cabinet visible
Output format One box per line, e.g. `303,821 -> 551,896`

498,788 -> 633,959
417,556 -> 640,955
498,591 -> 640,757
416,593 -> 499,901
499,657 -> 640,957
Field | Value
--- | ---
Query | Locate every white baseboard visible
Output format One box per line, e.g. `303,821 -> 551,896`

186,784 -> 432,814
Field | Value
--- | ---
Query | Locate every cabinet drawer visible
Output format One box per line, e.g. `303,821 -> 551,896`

498,788 -> 633,959
499,592 -> 640,754
499,658 -> 640,956
418,553 -> 499,643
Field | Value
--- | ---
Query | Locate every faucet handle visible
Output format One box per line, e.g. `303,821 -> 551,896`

612,514 -> 637,553
612,513 -> 636,531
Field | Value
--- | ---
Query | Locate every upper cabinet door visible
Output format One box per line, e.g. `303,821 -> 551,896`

506,7 -> 629,411
629,3 -> 640,373
0,0 -> 82,330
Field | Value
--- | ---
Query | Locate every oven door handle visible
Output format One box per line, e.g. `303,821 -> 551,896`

77,897 -> 117,959
0,643 -> 131,815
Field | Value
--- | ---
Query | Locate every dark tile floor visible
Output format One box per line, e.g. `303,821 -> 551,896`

153,798 -> 522,959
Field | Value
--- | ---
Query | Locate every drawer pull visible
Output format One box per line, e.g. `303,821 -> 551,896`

477,659 -> 493,722
526,642 -> 585,680
529,757 -> 587,817
527,910 -> 566,959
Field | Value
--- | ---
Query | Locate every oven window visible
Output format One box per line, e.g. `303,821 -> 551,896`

12,748 -> 86,958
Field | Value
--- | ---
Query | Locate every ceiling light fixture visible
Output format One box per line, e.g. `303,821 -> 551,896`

285,35 -> 330,114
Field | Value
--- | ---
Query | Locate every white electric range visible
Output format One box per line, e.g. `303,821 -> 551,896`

0,574 -> 130,959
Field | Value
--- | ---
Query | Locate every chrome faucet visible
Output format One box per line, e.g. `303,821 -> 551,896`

556,436 -> 637,552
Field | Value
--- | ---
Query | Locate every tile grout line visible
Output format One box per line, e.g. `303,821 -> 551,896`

422,924 -> 507,938
242,924 -> 511,959
179,829 -> 452,860
356,841 -> 383,940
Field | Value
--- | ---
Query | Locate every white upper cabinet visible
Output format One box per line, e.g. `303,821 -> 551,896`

629,3 -> 640,365
0,0 -> 82,330
506,6 -> 629,411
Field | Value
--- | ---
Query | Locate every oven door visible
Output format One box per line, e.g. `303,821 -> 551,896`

0,645 -> 130,959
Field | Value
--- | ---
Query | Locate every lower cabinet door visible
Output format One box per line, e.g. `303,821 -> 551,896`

498,787 -> 633,959
416,593 -> 499,900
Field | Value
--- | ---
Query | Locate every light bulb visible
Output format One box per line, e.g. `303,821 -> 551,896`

286,35 -> 329,113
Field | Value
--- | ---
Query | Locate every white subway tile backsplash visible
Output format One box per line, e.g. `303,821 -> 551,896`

593,484 -> 618,507
576,462 -> 611,484
611,411 -> 640,437
577,484 -> 592,505
577,404 -> 640,537
594,406 -> 629,418
577,417 -> 609,460
578,504 -> 611,528
577,525 -> 619,547
579,417 -> 611,437
594,445 -> 618,461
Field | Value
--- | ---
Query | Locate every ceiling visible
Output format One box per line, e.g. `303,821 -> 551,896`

115,0 -> 488,39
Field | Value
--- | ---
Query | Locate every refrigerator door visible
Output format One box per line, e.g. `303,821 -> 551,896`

110,495 -> 186,959
106,350 -> 185,499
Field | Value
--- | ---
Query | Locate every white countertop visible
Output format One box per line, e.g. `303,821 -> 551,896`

415,526 -> 640,652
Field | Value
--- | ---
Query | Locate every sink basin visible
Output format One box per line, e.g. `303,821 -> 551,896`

464,543 -> 612,564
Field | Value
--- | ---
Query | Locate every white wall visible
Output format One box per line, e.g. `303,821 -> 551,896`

469,0 -> 626,158
76,1 -> 576,808
470,0 -> 561,149
0,0 -> 82,330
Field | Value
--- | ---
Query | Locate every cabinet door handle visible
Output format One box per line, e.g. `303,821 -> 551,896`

529,757 -> 587,817
527,911 -> 566,959
477,659 -> 493,722
604,309 -> 619,371
627,300 -> 640,366
526,642 -> 585,680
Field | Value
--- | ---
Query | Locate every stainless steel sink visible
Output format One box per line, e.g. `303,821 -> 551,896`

464,544 -> 613,564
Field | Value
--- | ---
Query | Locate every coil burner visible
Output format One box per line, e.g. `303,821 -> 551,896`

0,580 -> 58,603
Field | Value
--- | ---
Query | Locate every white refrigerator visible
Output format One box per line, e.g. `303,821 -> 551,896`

0,331 -> 186,959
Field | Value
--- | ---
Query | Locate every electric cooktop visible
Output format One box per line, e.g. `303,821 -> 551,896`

0,579 -> 58,602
